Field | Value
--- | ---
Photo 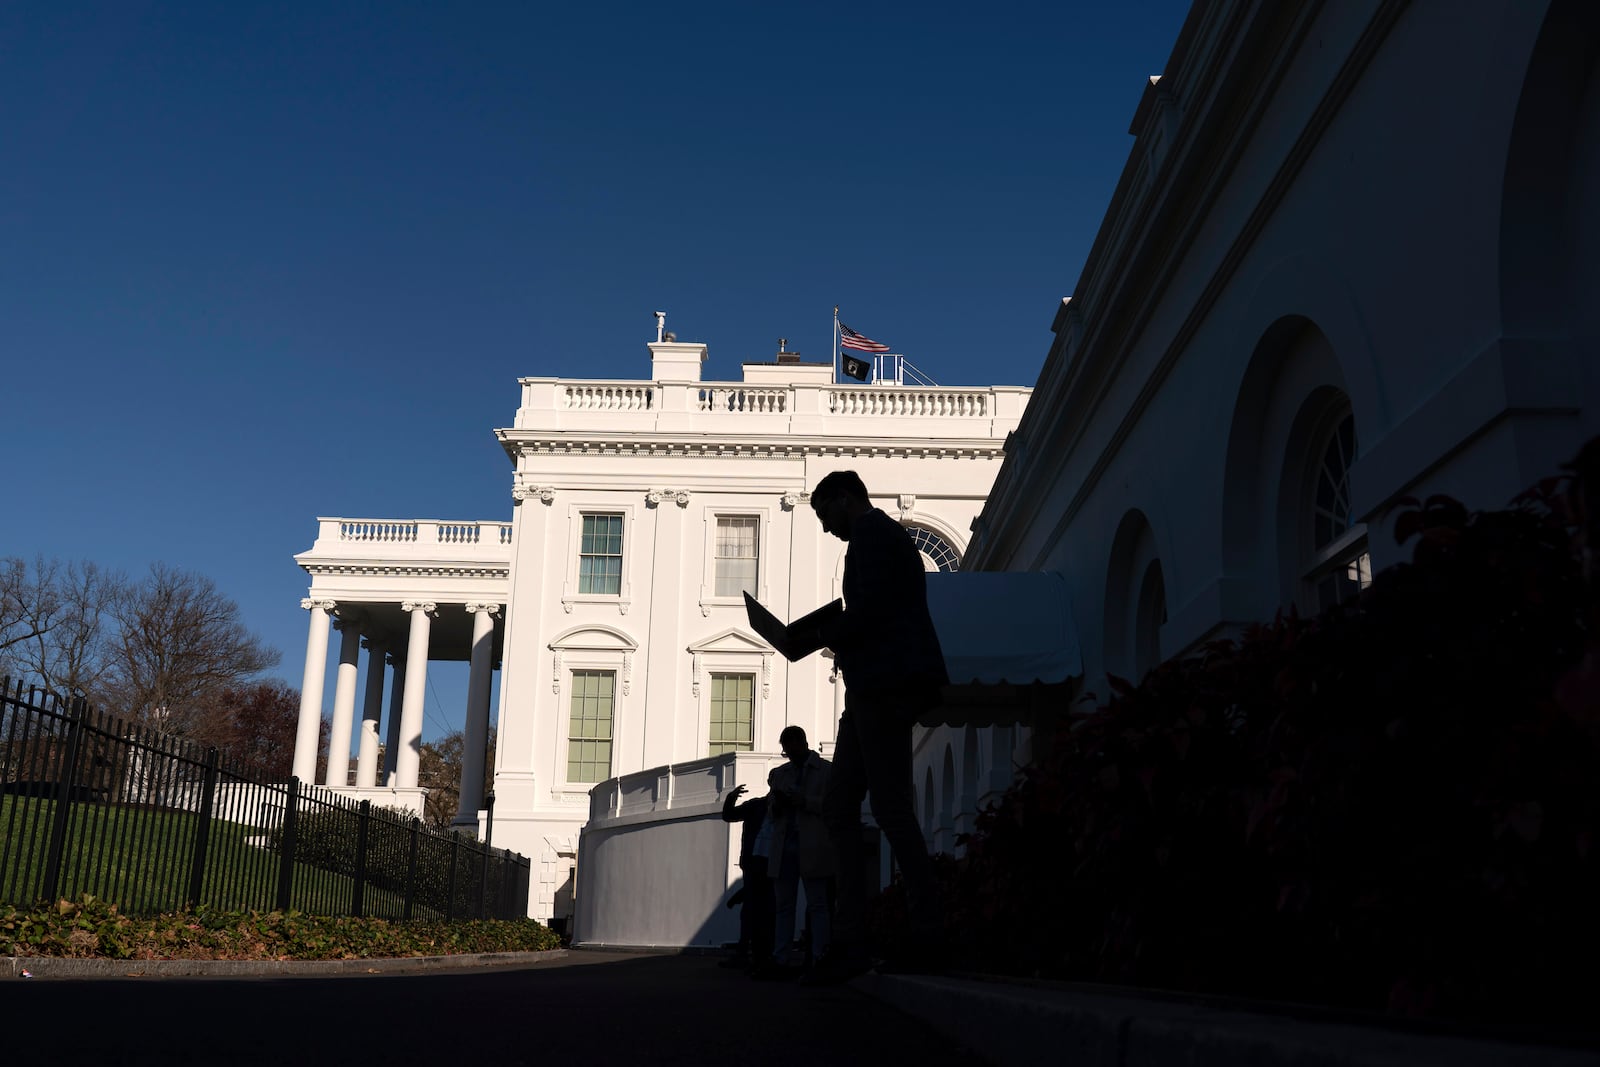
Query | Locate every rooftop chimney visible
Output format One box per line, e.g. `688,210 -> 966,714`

776,338 -> 800,364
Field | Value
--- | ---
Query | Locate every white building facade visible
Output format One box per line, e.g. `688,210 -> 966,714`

293,336 -> 1029,923
911,0 -> 1600,835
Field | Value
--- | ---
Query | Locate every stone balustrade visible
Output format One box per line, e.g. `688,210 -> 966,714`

318,518 -> 514,551
517,377 -> 1029,438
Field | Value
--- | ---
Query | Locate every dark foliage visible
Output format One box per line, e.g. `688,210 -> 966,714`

913,439 -> 1600,1027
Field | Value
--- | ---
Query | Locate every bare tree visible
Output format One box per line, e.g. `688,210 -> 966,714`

103,563 -> 281,737
0,556 -> 56,680
418,726 -> 496,831
19,559 -> 120,703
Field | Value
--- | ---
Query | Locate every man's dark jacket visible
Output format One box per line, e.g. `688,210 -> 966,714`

818,507 -> 948,699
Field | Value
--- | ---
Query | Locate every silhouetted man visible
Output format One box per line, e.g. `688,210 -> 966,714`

721,784 -> 774,970
802,470 -> 947,983
766,725 -> 834,971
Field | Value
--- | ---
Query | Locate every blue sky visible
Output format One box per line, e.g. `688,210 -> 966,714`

2,0 -> 1194,747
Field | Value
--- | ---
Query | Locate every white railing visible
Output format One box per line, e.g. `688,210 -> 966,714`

696,386 -> 788,413
561,384 -> 655,411
827,387 -> 990,416
339,520 -> 418,543
335,520 -> 513,546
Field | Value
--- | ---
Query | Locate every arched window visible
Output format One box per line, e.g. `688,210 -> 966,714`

906,526 -> 961,572
1134,559 -> 1167,679
1305,412 -> 1371,612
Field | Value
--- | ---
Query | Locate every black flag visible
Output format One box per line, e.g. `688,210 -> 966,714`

841,354 -> 871,381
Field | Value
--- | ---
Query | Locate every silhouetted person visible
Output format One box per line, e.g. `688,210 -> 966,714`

802,470 -> 948,984
766,725 -> 834,971
720,783 -> 774,970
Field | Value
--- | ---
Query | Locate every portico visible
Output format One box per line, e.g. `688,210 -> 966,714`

291,520 -> 511,828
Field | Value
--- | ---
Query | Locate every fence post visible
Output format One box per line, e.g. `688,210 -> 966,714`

402,817 -> 421,920
276,777 -> 301,912
186,747 -> 221,907
351,800 -> 371,918
499,852 -> 513,919
41,698 -> 89,902
445,832 -> 460,922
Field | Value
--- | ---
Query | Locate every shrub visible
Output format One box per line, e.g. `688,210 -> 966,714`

0,895 -> 562,960
924,439 -> 1600,1027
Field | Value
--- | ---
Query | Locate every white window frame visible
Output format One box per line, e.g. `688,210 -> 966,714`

1300,410 -> 1370,613
687,629 -> 772,755
563,667 -> 617,787
706,671 -> 757,757
549,625 -> 637,795
562,503 -> 638,615
697,506 -> 771,615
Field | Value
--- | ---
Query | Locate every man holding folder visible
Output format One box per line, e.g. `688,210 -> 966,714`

746,469 -> 947,982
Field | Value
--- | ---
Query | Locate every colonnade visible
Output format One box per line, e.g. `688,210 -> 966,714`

291,598 -> 501,828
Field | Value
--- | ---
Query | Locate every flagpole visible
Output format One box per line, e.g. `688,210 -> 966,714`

833,305 -> 840,385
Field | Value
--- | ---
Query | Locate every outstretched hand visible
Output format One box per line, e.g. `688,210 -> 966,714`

729,784 -> 747,799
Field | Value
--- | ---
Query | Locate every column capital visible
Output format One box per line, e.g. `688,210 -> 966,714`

301,597 -> 336,612
334,604 -> 366,624
361,636 -> 388,653
780,491 -> 811,511
513,484 -> 555,504
647,488 -> 690,507
401,601 -> 438,615
386,651 -> 405,667
465,602 -> 503,618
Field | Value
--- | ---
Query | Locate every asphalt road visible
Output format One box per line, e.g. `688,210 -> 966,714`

7,951 -> 990,1067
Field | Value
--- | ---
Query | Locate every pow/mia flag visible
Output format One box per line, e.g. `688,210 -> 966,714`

841,354 -> 871,381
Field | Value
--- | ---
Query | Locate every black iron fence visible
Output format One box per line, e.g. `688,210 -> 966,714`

0,678 -> 530,920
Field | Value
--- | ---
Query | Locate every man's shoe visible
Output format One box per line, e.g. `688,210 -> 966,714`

798,951 -> 873,986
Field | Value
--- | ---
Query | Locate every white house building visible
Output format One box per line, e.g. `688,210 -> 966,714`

292,333 -> 1030,925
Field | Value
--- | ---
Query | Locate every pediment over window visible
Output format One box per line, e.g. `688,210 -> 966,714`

686,628 -> 769,656
550,624 -> 638,652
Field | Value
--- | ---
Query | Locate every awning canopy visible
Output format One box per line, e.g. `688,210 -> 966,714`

920,571 -> 1082,729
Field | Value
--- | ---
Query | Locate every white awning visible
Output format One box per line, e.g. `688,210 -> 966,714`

926,571 -> 1081,686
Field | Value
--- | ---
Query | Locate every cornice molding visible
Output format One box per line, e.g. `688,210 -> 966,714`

298,560 -> 510,581
497,434 -> 1008,462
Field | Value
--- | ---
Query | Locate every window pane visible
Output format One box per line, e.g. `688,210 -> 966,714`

568,670 -> 615,782
709,672 -> 755,757
579,514 -> 624,595
714,516 -> 760,597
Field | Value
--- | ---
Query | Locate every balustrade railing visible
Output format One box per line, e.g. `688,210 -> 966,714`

827,387 -> 990,416
335,521 -> 513,547
697,386 -> 788,413
561,384 -> 655,411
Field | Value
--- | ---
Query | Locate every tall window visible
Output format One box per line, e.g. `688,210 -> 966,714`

708,673 -> 754,756
714,516 -> 759,597
579,514 -> 624,595
1306,413 -> 1371,612
567,670 -> 615,783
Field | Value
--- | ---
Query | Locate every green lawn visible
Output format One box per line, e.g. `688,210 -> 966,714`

0,795 -> 427,919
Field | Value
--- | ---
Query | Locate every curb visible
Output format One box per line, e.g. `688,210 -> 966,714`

5,948 -> 568,980
854,973 -> 1600,1067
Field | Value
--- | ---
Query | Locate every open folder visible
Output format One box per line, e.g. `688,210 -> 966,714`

743,592 -> 843,662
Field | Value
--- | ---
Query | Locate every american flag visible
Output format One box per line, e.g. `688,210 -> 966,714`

838,322 -> 890,353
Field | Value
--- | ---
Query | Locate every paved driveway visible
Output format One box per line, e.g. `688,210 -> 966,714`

8,951 -> 990,1066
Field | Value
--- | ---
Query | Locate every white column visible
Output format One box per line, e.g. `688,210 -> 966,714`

324,615 -> 363,788
384,653 -> 407,786
292,598 -> 336,782
455,603 -> 500,827
395,601 -> 435,790
356,638 -> 387,788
